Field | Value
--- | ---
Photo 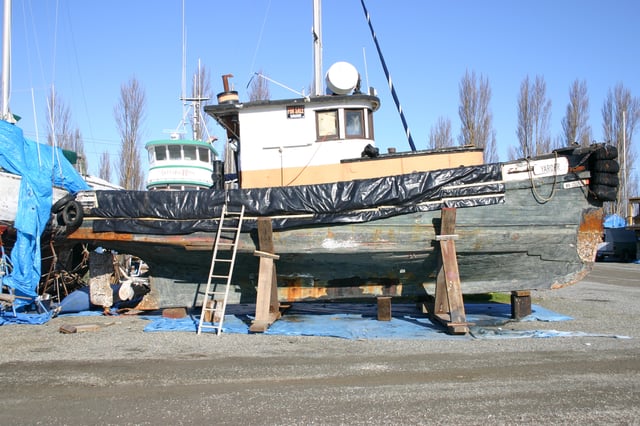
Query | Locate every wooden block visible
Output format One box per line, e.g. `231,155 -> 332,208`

162,307 -> 187,319
59,323 -> 102,334
377,296 -> 392,321
203,300 -> 222,323
511,290 -> 532,320
249,320 -> 268,333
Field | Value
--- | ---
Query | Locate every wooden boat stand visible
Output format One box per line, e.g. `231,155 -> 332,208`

249,217 -> 282,333
425,208 -> 470,334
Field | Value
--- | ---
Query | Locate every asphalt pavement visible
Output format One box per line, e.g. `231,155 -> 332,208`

0,261 -> 638,425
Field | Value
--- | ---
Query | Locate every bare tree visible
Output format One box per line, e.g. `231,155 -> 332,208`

514,75 -> 552,159
98,150 -> 112,182
46,87 -> 88,173
458,70 -> 497,162
428,116 -> 453,149
602,83 -> 640,213
561,79 -> 592,146
485,130 -> 498,163
114,77 -> 146,190
71,129 -> 87,175
46,87 -> 73,150
249,69 -> 271,101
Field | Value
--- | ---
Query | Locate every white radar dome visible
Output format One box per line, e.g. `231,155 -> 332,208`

325,62 -> 359,95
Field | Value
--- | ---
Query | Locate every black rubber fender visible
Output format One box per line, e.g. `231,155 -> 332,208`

594,145 -> 618,160
591,184 -> 617,201
591,172 -> 619,187
592,159 -> 620,174
51,193 -> 75,213
61,200 -> 84,228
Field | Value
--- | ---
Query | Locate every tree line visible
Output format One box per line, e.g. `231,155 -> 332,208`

429,70 -> 638,214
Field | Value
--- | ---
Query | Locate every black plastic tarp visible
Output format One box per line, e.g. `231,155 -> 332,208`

91,164 -> 504,234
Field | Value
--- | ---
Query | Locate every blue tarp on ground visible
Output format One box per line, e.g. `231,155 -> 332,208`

141,302 -> 626,340
1,302 -> 629,339
0,120 -> 90,309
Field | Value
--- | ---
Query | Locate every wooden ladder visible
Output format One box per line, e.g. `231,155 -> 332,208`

197,204 -> 245,335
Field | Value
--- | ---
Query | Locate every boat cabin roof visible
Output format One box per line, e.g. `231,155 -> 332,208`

204,93 -> 380,119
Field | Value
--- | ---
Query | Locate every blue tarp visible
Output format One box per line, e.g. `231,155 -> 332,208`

604,214 -> 626,228
0,120 -> 90,309
140,302 -> 622,340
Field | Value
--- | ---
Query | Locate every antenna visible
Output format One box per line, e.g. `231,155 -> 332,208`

312,0 -> 323,96
362,47 -> 370,94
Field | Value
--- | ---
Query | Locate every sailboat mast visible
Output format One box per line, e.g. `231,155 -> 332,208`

1,0 -> 11,121
312,0 -> 323,96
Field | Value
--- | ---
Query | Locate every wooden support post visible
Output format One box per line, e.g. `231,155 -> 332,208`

511,290 -> 532,320
377,296 -> 392,321
430,208 -> 470,335
249,218 -> 282,333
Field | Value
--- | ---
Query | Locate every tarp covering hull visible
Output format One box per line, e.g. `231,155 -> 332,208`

90,163 -> 504,234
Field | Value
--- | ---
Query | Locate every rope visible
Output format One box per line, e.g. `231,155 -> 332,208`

527,151 -> 559,204
359,0 -> 416,152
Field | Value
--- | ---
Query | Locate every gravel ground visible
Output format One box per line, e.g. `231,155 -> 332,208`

0,262 -> 638,425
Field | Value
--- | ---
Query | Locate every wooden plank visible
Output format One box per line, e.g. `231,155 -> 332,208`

432,208 -> 469,334
252,256 -> 275,326
58,322 -> 115,334
254,250 -> 280,260
440,239 -> 466,324
250,217 -> 281,333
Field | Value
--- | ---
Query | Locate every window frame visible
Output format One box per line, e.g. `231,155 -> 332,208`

315,109 -> 340,141
344,109 -> 365,139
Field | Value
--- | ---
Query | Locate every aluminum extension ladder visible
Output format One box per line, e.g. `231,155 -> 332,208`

197,204 -> 245,335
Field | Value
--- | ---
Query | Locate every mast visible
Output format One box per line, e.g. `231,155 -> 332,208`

312,0 -> 323,96
1,0 -> 12,121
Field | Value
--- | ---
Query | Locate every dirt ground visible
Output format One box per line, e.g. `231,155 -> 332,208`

0,261 -> 638,425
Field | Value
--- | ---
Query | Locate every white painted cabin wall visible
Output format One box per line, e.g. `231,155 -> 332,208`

238,104 -> 372,172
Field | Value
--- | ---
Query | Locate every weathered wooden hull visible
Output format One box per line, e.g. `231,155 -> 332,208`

66,168 -> 604,308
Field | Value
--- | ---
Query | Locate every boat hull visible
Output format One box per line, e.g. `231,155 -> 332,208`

67,168 -> 603,308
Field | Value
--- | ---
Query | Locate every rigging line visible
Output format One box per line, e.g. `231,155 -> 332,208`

359,0 -> 416,152
248,0 -> 272,79
63,3 -> 95,150
51,0 -> 59,84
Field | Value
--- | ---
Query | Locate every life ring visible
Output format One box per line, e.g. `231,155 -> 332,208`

61,200 -> 84,228
591,172 -> 619,187
594,145 -> 618,160
592,159 -> 620,174
52,193 -> 75,213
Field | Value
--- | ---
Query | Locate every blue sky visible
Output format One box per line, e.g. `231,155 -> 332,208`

7,0 -> 640,180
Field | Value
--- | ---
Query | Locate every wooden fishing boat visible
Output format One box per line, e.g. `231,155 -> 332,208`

62,1 -> 616,311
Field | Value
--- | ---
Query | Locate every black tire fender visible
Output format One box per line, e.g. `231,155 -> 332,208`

591,172 -> 619,187
590,184 -> 617,201
592,159 -> 620,174
52,193 -> 75,213
61,200 -> 83,228
594,145 -> 618,160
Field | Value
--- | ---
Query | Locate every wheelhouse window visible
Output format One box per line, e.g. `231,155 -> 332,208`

316,110 -> 339,140
198,147 -> 210,163
345,109 -> 364,138
183,145 -> 197,161
168,145 -> 181,160
154,146 -> 167,161
315,108 -> 372,141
